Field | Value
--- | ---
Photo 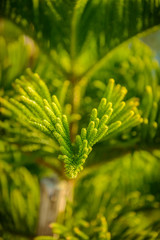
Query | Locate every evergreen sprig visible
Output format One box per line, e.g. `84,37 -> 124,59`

64,79 -> 141,178
0,70 -> 142,178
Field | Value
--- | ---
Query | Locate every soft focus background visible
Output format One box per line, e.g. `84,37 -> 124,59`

0,4 -> 160,240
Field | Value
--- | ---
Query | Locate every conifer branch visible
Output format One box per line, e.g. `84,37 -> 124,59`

0,71 -> 141,178
63,79 -> 141,178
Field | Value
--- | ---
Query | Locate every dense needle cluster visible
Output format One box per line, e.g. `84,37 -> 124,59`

0,70 -> 141,178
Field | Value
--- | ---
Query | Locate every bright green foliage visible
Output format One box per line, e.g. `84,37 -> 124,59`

34,237 -> 56,240
0,35 -> 32,92
89,39 -> 160,143
0,71 -> 141,178
0,161 -> 39,237
1,0 -> 160,78
72,151 -> 160,240
0,0 -> 160,239
34,215 -> 111,240
90,38 -> 160,97
139,84 -> 160,143
33,151 -> 160,240
66,79 -> 141,178
49,215 -> 111,240
82,39 -> 160,161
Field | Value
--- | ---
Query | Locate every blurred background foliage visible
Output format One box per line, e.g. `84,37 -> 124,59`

0,0 -> 160,239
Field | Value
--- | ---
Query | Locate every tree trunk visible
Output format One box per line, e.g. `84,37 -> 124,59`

37,176 -> 74,235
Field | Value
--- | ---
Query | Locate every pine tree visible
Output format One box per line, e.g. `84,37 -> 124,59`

0,0 -> 160,239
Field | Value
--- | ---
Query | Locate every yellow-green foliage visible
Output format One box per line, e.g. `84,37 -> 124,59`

0,161 -> 40,236
0,0 -> 160,239
0,70 -> 141,178
0,35 -> 32,92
